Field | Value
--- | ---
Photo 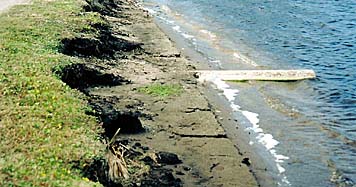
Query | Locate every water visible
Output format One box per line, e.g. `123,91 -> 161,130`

142,0 -> 356,186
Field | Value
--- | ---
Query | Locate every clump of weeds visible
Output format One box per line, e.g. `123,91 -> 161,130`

138,84 -> 183,98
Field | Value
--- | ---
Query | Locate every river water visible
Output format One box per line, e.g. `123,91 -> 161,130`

142,0 -> 356,186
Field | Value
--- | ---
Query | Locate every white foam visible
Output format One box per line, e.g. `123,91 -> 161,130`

246,126 -> 263,133
281,176 -> 291,186
257,133 -> 279,150
202,75 -> 291,185
182,33 -> 194,39
167,20 -> 175,24
172,25 -> 181,32
230,103 -> 241,111
143,7 -> 156,14
161,5 -> 172,14
157,15 -> 172,24
199,29 -> 217,39
209,77 -> 239,102
233,52 -> 258,67
242,110 -> 260,126
270,149 -> 290,162
276,163 -> 286,173
171,25 -> 196,42
223,89 -> 239,102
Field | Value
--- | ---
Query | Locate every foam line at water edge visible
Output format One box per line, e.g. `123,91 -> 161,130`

200,76 -> 291,186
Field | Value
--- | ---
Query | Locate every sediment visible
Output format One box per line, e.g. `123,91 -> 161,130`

61,0 -> 258,186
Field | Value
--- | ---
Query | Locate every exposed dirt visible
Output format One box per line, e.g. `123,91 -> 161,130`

59,0 -> 258,186
60,63 -> 129,92
60,27 -> 142,58
88,97 -> 146,137
84,0 -> 126,17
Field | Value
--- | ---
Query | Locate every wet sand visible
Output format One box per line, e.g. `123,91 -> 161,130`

58,0 -> 259,186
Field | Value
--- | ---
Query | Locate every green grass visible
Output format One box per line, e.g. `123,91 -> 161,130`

138,84 -> 183,98
0,0 -> 106,186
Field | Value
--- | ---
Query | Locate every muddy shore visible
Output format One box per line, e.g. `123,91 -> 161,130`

60,0 -> 258,186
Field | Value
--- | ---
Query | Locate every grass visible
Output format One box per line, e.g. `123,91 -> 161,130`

0,0 -> 106,186
138,84 -> 183,98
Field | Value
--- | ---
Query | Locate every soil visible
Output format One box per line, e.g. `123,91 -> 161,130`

60,0 -> 258,186
59,63 -> 129,92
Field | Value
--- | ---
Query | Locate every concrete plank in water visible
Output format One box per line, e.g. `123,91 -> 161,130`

196,70 -> 316,81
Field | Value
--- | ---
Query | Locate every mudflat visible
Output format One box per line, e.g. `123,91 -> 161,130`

61,0 -> 258,186
5,0 -> 259,185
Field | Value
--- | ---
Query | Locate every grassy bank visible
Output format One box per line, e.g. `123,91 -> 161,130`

0,0 -> 105,186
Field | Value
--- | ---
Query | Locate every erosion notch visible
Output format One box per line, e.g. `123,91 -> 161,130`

88,98 -> 146,138
61,19 -> 142,58
103,112 -> 144,137
84,0 -> 126,17
61,33 -> 142,58
61,37 -> 102,57
60,63 -> 128,91
99,30 -> 141,52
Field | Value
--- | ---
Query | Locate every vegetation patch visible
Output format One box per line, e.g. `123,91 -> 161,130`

138,84 -> 183,98
0,0 -> 107,186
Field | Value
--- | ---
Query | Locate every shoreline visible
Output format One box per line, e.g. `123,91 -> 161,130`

0,0 -> 259,186
150,16 -> 275,186
78,0 -> 260,186
143,2 -> 356,187
147,8 -> 287,186
140,1 -> 356,186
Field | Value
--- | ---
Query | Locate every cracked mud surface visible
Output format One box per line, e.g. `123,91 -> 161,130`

61,0 -> 258,186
